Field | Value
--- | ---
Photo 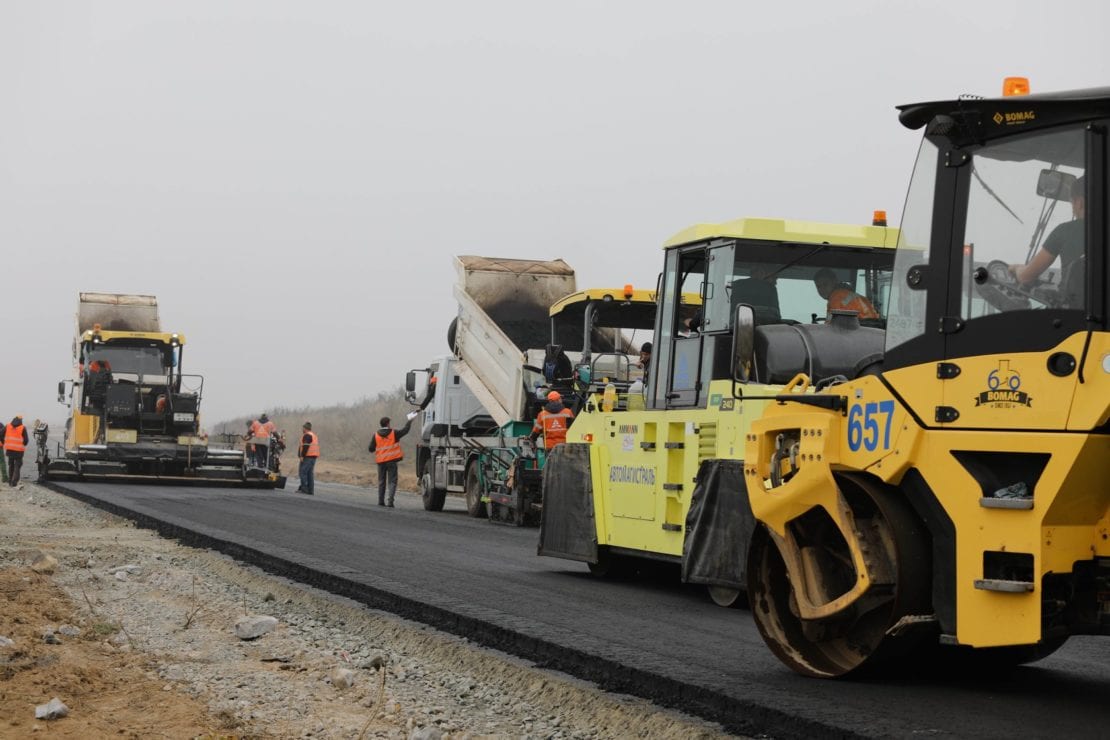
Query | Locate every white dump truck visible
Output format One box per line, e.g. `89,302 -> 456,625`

409,257 -> 662,525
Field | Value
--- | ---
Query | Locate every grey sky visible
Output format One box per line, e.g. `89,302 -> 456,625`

2,1 -> 1107,426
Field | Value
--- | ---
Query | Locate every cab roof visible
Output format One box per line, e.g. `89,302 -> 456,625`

82,329 -> 186,346
897,86 -> 1110,145
663,217 -> 897,250
549,288 -> 701,317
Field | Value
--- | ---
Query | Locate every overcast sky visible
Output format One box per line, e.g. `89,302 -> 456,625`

2,1 -> 1107,427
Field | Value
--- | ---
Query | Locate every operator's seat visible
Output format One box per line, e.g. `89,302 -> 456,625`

1060,255 -> 1085,309
731,277 -> 781,325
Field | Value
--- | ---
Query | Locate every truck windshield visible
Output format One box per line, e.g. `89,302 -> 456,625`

88,345 -> 169,377
886,126 -> 1087,353
960,127 -> 1086,318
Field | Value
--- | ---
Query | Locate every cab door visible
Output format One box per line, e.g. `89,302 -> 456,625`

938,125 -> 1097,431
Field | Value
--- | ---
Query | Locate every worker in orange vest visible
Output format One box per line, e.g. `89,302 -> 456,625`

530,391 -> 575,450
295,421 -> 320,495
255,413 -> 276,469
813,268 -> 880,320
4,415 -> 29,489
369,414 -> 414,507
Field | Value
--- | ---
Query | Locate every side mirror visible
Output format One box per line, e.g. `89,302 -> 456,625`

57,380 -> 70,406
732,304 -> 755,382
1037,169 -> 1077,201
404,371 -> 417,393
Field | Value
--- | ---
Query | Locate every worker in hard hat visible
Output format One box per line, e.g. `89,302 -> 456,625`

530,391 -> 575,450
4,415 -> 29,489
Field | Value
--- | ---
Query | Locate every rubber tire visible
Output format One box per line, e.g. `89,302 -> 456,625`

420,473 -> 446,511
707,586 -> 746,609
465,463 -> 487,518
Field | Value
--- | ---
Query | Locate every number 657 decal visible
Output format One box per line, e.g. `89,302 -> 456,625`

847,400 -> 895,452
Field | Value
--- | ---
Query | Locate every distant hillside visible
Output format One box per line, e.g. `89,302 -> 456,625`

213,388 -> 421,489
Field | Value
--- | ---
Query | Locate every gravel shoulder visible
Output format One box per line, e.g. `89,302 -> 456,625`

0,481 -> 734,738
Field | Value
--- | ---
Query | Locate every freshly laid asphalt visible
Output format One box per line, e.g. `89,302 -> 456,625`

48,478 -> 1110,739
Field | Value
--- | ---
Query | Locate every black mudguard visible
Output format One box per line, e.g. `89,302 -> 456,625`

682,459 -> 756,590
537,443 -> 598,563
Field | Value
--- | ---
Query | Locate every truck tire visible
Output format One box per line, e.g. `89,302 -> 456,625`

465,463 -> 487,518
421,473 -> 446,511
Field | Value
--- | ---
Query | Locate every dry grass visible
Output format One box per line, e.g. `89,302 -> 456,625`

214,388 -> 420,490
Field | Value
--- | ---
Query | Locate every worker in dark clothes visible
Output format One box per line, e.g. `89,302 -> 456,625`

4,415 -> 29,489
369,414 -> 414,507
418,374 -> 438,411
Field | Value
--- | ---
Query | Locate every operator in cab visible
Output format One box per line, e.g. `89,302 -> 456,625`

1011,174 -> 1085,286
813,268 -> 879,320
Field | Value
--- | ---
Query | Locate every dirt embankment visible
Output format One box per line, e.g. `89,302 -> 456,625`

0,482 -> 732,739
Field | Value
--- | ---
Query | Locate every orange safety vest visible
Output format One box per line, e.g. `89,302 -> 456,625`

374,430 -> 402,464
3,423 -> 26,453
303,431 -> 320,458
533,407 -> 574,449
827,287 -> 879,320
258,420 -> 275,437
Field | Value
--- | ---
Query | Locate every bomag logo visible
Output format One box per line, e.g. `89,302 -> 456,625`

974,360 -> 1032,408
994,110 -> 1036,126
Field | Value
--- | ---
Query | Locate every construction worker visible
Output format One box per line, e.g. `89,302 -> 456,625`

296,422 -> 319,495
1012,174 -> 1085,286
256,413 -> 276,469
369,414 -> 414,507
4,415 -> 29,489
418,375 -> 438,411
530,391 -> 575,450
638,342 -> 652,376
813,268 -> 879,320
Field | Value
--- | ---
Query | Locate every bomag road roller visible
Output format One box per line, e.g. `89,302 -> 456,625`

538,214 -> 898,607
744,81 -> 1110,677
39,293 -> 281,488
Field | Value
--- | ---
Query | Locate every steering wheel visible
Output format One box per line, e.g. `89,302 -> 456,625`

974,259 -> 1033,312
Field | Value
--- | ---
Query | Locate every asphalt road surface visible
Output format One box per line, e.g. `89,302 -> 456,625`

49,478 -> 1110,739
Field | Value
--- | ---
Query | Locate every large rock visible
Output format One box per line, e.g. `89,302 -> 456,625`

234,615 -> 278,640
35,697 -> 69,720
31,554 -> 58,574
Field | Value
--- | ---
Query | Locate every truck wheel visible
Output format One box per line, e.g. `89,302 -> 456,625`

707,586 -> 746,608
465,464 -> 487,518
420,473 -> 446,511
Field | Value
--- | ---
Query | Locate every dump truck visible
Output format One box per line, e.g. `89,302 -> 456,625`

411,257 -> 666,524
38,293 -> 282,487
741,82 -> 1110,676
538,215 -> 897,607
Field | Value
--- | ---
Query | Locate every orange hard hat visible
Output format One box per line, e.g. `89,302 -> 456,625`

547,390 -> 561,401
